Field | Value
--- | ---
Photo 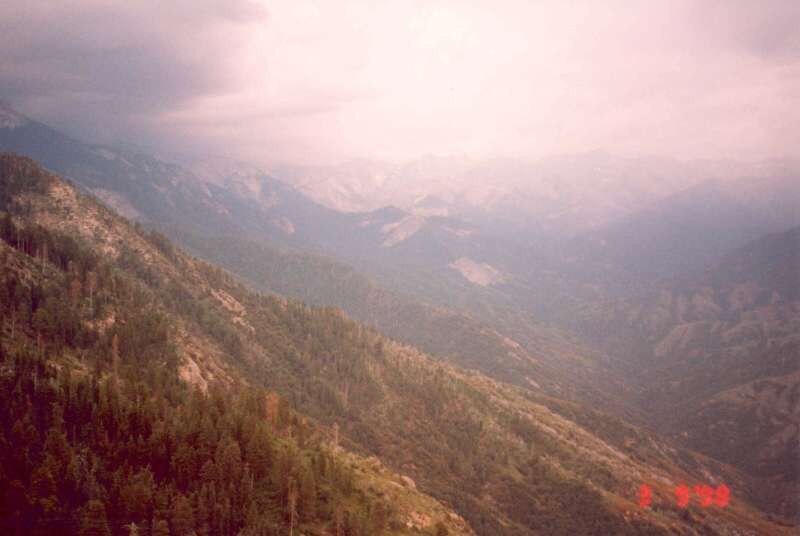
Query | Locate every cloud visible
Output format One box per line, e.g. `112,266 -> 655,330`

0,0 -> 797,164
0,0 -> 266,141
687,0 -> 800,60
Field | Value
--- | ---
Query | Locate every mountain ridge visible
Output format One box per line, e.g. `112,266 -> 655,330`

1,101 -> 798,529
1,152 -> 792,534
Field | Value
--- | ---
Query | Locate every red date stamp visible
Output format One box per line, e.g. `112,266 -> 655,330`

639,483 -> 729,508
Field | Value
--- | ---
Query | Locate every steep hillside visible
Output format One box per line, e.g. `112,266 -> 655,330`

2,153 -> 792,534
0,154 -> 472,536
567,177 -> 800,285
569,227 -> 800,521
0,101 -> 353,249
167,229 -> 638,420
3,107 -> 797,529
0,104 -> 640,425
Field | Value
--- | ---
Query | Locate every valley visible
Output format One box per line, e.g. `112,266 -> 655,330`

0,101 -> 798,533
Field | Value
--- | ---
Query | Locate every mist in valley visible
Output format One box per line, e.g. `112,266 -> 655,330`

0,1 -> 798,534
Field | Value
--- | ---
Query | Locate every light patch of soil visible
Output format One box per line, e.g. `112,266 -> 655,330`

449,257 -> 505,286
179,354 -> 208,392
381,215 -> 425,247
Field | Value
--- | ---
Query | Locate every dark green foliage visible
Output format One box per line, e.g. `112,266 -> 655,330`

79,500 -> 111,536
166,229 -> 557,391
0,156 -> 685,535
0,212 -> 98,273
0,211 -> 391,536
214,282 -> 660,536
143,230 -> 176,262
0,154 -> 53,212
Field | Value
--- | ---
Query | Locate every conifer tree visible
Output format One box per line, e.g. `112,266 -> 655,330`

79,500 -> 111,536
433,521 -> 449,536
151,518 -> 170,536
170,494 -> 195,536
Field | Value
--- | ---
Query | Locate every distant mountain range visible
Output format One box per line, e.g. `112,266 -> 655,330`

271,151 -> 798,237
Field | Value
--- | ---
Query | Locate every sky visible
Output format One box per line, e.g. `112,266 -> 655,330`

0,0 -> 798,165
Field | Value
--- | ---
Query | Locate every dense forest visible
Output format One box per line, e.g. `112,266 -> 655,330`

0,204 -> 427,535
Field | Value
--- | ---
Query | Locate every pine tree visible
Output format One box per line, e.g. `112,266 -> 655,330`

333,498 -> 345,536
433,521 -> 450,536
370,501 -> 388,535
87,270 -> 97,314
245,423 -> 273,480
119,467 -> 155,523
111,333 -> 120,374
287,477 -> 299,536
298,465 -> 317,521
151,518 -> 170,536
170,494 -> 195,536
79,500 -> 111,536
265,392 -> 280,428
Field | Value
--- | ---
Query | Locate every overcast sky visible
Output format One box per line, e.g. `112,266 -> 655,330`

1,0 -> 797,165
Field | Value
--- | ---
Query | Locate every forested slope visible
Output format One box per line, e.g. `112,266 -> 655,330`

567,226 -> 800,521
0,154 -> 469,536
166,228 -> 635,418
0,153 -> 791,535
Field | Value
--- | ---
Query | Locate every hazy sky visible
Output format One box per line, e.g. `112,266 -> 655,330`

1,1 -> 797,165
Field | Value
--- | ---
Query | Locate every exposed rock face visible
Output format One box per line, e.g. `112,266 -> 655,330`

381,214 -> 425,247
406,511 -> 431,530
579,226 -> 800,521
449,257 -> 505,286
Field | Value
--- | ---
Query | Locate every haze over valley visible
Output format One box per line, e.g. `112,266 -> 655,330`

0,2 -> 798,535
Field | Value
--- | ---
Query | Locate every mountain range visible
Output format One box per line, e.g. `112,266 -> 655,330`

1,100 -> 798,532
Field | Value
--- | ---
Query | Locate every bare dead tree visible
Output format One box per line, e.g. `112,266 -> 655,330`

287,477 -> 298,536
87,270 -> 97,313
